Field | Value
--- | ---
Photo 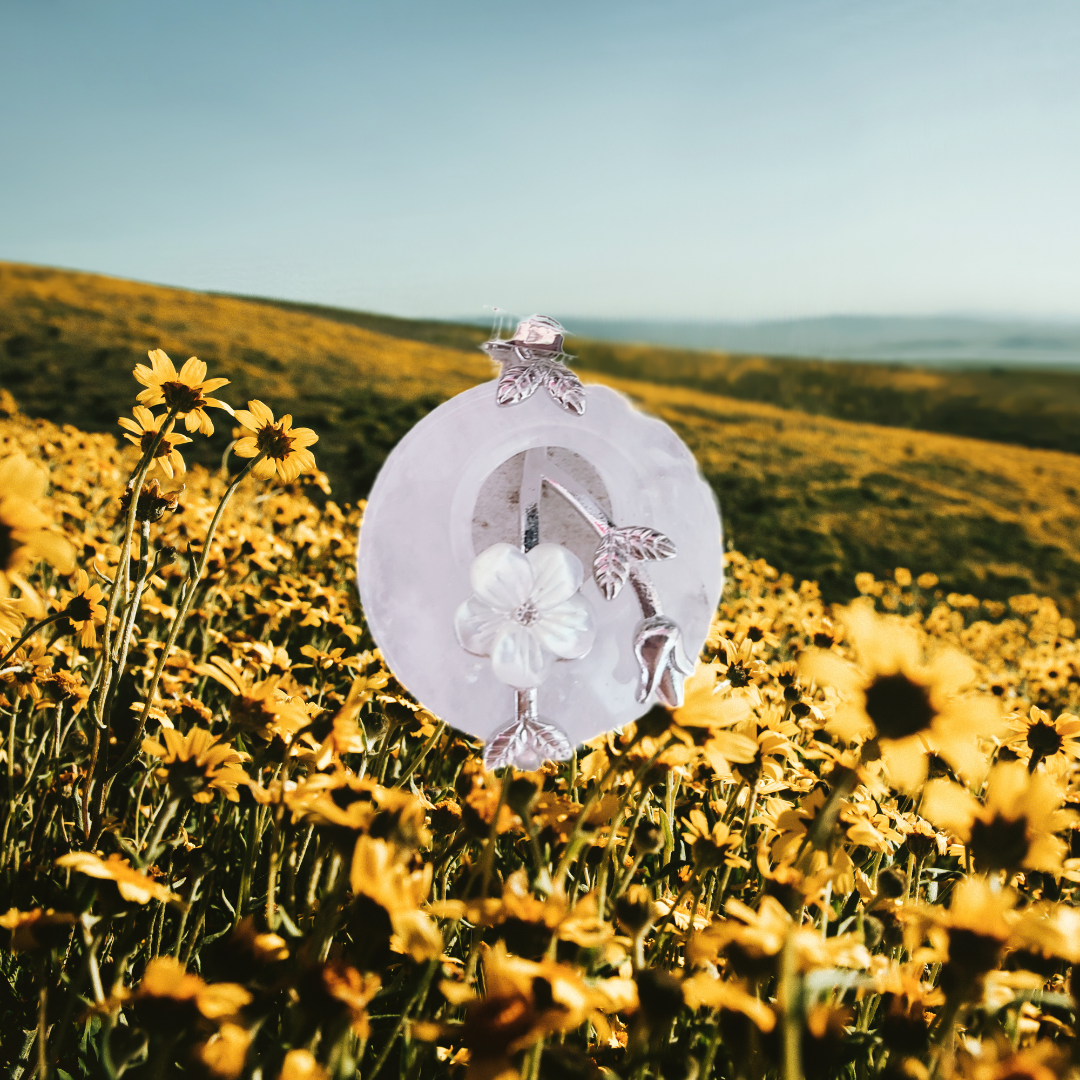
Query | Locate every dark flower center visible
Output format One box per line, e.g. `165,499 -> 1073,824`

968,813 -> 1030,872
1026,720 -> 1063,759
63,595 -> 95,622
120,482 -> 180,523
139,430 -> 176,458
863,672 -> 935,740
255,423 -> 296,460
160,381 -> 205,413
0,522 -> 15,567
691,835 -> 727,869
162,757 -> 211,796
946,928 -> 1002,976
726,661 -> 753,688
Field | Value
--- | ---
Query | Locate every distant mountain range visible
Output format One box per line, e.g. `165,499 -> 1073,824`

559,315 -> 1080,367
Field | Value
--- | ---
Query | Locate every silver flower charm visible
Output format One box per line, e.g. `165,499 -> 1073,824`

593,526 -> 677,601
633,615 -> 694,707
482,316 -> 586,415
454,542 -> 595,689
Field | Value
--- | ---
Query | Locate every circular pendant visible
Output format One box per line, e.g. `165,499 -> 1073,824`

357,318 -> 723,768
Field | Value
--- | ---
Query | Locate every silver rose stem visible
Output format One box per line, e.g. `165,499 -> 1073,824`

541,469 -> 662,620
516,450 -> 545,731
541,462 -> 689,707
515,687 -> 538,729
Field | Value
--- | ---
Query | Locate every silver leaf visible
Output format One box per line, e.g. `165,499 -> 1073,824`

592,533 -> 630,600
496,362 -> 547,406
483,715 -> 575,771
545,363 -> 586,415
617,526 -> 677,562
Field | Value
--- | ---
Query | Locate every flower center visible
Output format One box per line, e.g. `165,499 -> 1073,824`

256,423 -> 296,461
513,602 -> 540,626
1026,720 -> 1063,759
968,813 -> 1030,873
120,480 -> 181,523
0,523 -> 15,567
726,661 -> 753,688
64,595 -> 95,623
863,672 -> 936,741
160,381 -> 205,413
139,430 -> 174,458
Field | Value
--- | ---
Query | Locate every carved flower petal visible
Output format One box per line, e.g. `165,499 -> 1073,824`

453,596 -> 507,657
490,624 -> 551,689
469,543 -> 534,612
526,543 -> 584,609
534,595 -> 595,659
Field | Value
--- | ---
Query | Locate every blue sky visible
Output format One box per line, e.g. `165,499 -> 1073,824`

1,0 -> 1078,320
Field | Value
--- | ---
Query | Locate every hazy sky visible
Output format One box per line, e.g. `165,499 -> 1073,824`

2,0 -> 1078,320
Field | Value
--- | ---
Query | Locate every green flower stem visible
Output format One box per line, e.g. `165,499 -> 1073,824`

109,450 -> 268,780
476,774 -> 511,902
552,727 -> 651,890
698,1022 -> 722,1080
143,796 -> 180,866
235,802 -> 266,924
778,929 -> 802,1080
106,520 -> 151,696
522,1037 -> 545,1080
172,874 -> 203,958
131,767 -> 152,850
366,959 -> 438,1080
598,739 -> 673,911
0,612 -> 64,668
606,790 -> 652,911
715,787 -> 759,909
394,719 -> 447,789
86,520 -> 155,837
97,407 -> 178,725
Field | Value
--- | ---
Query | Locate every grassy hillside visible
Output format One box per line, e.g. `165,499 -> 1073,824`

236,292 -> 1080,457
0,262 -> 491,496
6,261 -> 1080,611
612,376 -> 1080,610
571,341 -> 1080,456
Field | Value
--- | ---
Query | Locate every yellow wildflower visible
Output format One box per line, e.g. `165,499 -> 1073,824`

921,761 -> 1076,874
131,956 -> 251,1025
141,726 -> 250,803
134,349 -> 232,435
232,400 -> 318,483
58,568 -> 106,647
803,600 -> 1000,790
0,453 -> 75,605
0,907 -> 77,952
196,1023 -> 252,1080
118,405 -> 192,479
278,1050 -> 329,1080
1002,706 -> 1080,773
55,851 -> 182,904
349,835 -> 442,962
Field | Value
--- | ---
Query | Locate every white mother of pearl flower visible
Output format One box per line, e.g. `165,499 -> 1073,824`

454,542 -> 596,689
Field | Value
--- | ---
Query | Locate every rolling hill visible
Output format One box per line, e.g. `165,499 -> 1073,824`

5,260 -> 1080,612
235,292 -> 1080,458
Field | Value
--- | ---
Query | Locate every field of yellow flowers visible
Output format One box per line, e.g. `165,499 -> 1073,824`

1,348 -> 1080,1080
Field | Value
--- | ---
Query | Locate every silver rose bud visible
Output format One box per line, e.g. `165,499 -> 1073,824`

633,615 -> 694,707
